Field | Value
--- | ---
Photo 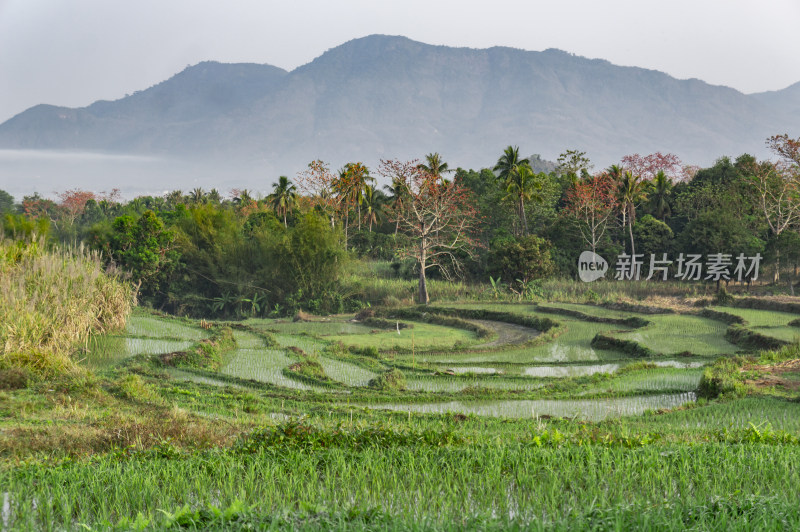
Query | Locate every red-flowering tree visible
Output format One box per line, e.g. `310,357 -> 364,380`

57,189 -> 96,225
380,159 -> 480,304
564,173 -> 618,254
767,134 -> 800,166
621,152 -> 683,181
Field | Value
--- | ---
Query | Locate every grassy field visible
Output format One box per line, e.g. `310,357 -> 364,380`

3,293 -> 800,529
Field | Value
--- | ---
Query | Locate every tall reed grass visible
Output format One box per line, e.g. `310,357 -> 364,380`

0,239 -> 133,375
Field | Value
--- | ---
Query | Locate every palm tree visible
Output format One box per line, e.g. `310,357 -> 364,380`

607,164 -> 624,182
268,176 -> 297,227
335,162 -> 373,238
418,153 -> 450,180
164,190 -> 184,209
494,146 -> 534,235
233,189 -> 255,208
617,170 -> 647,263
504,164 -> 541,236
648,170 -> 672,220
190,187 -> 205,205
207,189 -> 222,204
385,176 -> 409,235
494,146 -> 529,181
362,184 -> 385,232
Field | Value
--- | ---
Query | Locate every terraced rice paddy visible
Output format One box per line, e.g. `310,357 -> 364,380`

405,375 -> 545,392
713,306 -> 800,343
612,314 -> 737,355
125,315 -> 207,341
317,356 -> 377,387
371,392 -> 697,421
80,303 -> 796,422
523,363 -> 621,377
14,298 -> 800,530
420,319 -> 622,364
221,348 -> 324,391
326,321 -> 479,351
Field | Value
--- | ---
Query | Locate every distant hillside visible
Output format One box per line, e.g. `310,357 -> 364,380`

1,35 -> 798,176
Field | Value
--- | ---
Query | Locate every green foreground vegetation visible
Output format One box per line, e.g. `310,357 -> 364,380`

2,239 -> 800,530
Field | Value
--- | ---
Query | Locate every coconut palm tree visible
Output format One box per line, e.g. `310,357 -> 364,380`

335,162 -> 373,237
362,184 -> 386,232
164,190 -> 184,209
207,189 -> 222,204
504,164 -> 542,236
268,176 -> 297,227
418,153 -> 450,180
189,187 -> 205,205
617,170 -> 647,261
648,170 -> 673,220
494,146 -> 534,235
384,176 -> 409,235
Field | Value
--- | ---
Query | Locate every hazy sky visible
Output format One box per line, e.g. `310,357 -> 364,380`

1,0 -> 799,123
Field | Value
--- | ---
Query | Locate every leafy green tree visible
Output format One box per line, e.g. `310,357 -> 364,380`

110,210 -> 178,298
269,176 -> 298,227
0,190 -> 14,215
487,235 -> 555,294
279,214 -> 347,311
556,149 -> 592,181
632,215 -> 675,273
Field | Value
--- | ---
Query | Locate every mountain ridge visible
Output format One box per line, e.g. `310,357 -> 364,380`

1,34 -> 798,175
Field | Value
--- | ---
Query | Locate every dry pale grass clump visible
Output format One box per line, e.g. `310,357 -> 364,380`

0,239 -> 133,375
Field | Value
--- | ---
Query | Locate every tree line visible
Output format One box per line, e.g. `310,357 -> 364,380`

1,134 -> 798,315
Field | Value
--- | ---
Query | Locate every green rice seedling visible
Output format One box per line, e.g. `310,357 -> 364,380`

220,348 -> 325,391
419,319 -> 624,364
522,363 -> 621,378
405,375 -> 546,392
588,368 -> 704,394
82,335 -> 195,368
4,438 -> 800,529
633,396 -> 800,433
540,302 -> 635,319
447,366 -> 501,375
165,368 -> 252,390
712,306 -> 800,343
262,320 -> 377,336
125,315 -> 206,341
369,393 -> 697,421
612,314 -> 737,356
317,356 -> 377,387
272,333 -> 326,354
327,321 -> 478,352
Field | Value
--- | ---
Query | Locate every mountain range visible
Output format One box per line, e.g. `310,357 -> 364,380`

1,34 -> 798,195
